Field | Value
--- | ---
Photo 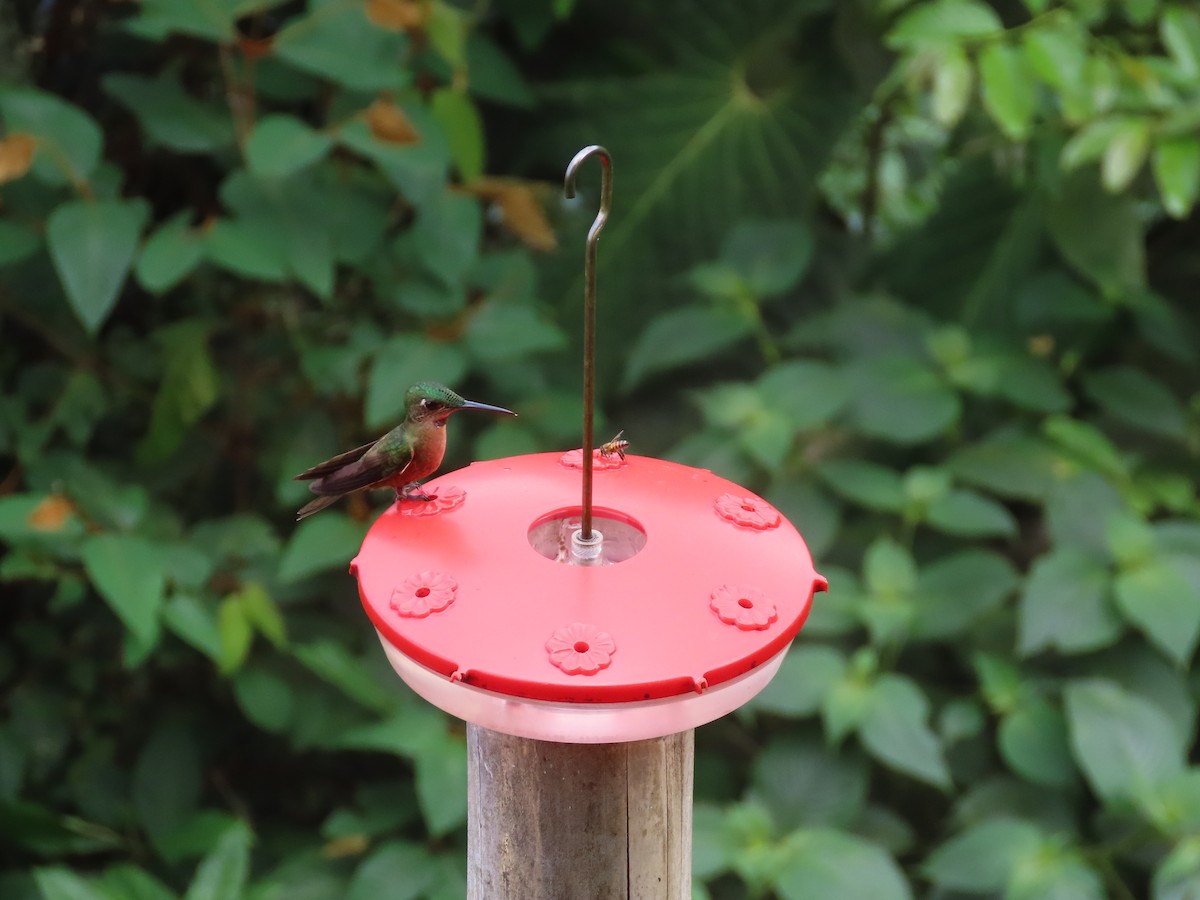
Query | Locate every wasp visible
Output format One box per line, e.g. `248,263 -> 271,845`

599,430 -> 629,461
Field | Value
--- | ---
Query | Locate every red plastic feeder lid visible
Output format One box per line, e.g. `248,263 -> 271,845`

353,451 -> 825,718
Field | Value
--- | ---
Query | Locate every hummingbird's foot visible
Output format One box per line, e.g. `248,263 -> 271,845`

398,482 -> 435,502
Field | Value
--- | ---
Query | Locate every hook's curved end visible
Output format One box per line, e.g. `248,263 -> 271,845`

564,145 -> 612,238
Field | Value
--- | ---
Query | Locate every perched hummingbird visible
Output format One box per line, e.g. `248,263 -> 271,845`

294,381 -> 515,519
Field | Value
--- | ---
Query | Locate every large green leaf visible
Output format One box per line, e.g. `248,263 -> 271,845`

132,723 -> 202,849
182,821 -> 252,900
1114,558 -> 1200,667
846,355 -> 960,444
776,829 -> 911,900
750,737 -> 868,830
81,534 -> 167,648
274,0 -> 410,91
347,841 -> 440,900
1018,549 -> 1122,656
0,87 -> 102,186
749,645 -> 846,718
912,550 -> 1017,640
886,0 -> 1002,48
413,738 -> 467,836
102,73 -> 234,153
978,42 -> 1036,140
623,308 -> 754,391
245,115 -> 332,179
923,818 -> 1041,892
278,514 -> 369,583
1045,170 -> 1145,296
1064,679 -> 1186,803
47,199 -> 147,334
1083,366 -> 1188,439
815,460 -> 904,512
860,675 -> 951,789
136,211 -> 207,294
32,868 -> 106,900
999,694 -> 1077,788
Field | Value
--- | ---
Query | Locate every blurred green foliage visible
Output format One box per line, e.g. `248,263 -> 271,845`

1,0 -> 1199,897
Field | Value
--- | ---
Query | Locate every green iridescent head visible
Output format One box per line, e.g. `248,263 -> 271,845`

404,382 -> 515,423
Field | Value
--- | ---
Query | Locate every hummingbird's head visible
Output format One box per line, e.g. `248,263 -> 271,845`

405,382 -> 516,425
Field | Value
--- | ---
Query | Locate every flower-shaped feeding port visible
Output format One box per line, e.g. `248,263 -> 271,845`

391,571 -> 458,618
396,484 -> 466,517
559,448 -> 627,471
546,622 -> 616,675
714,493 -> 780,531
710,584 -> 777,631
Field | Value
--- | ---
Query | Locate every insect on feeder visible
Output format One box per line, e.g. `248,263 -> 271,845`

351,146 -> 827,898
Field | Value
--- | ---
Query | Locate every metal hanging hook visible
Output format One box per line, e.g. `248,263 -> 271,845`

564,144 -> 612,545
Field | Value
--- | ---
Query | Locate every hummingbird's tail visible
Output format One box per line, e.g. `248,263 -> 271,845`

296,493 -> 342,520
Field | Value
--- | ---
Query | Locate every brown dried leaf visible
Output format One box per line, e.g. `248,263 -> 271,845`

366,98 -> 422,145
321,833 -> 370,859
469,179 -> 557,252
0,133 -> 37,185
27,495 -> 76,532
366,0 -> 428,32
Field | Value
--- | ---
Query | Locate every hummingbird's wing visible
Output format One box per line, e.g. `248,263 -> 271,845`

303,438 -> 414,496
294,440 -> 377,481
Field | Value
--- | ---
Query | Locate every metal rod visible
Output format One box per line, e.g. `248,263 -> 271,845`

564,145 -> 612,541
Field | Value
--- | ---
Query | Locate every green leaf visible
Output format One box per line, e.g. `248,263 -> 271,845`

33,867 -> 106,900
0,87 -> 103,186
1084,366 -> 1188,439
133,723 -> 202,847
102,73 -> 234,153
136,211 -> 206,294
162,594 -> 222,662
204,218 -> 288,281
846,356 -> 960,444
426,1 -> 466,67
429,90 -> 484,183
1045,170 -> 1145,296
1043,415 -> 1126,480
749,645 -> 846,718
948,431 -> 1060,501
0,220 -> 40,267
217,595 -> 254,675
1024,23 -> 1087,92
926,489 -> 1017,538
274,0 -> 409,90
999,694 -> 1077,788
1162,3 -> 1200,78
1153,836 -> 1200,900
47,199 -> 147,334
408,189 -> 482,285
623,308 -> 753,391
860,675 -> 951,789
1101,117 -> 1151,192
1006,846 -> 1105,900
1114,559 -> 1200,667
245,115 -> 332,179
776,829 -> 911,900
278,515 -> 369,583
923,818 -> 1042,892
758,361 -> 848,430
365,335 -> 467,429
1061,119 -> 1129,172
932,44 -> 972,128
718,219 -> 813,296
1064,679 -> 1186,802
750,737 -> 868,830
414,737 -> 467,836
1153,136 -> 1200,218
237,583 -> 287,648
183,821 -> 252,900
912,550 -> 1018,640
978,43 -> 1036,140
863,537 -> 916,600
1018,549 -> 1122,656
347,841 -> 439,900
886,0 -> 1002,48
815,460 -> 904,512
81,534 -> 167,649
232,668 -> 294,734
465,34 -> 534,108
97,864 -> 178,900
463,301 -> 567,365
291,640 -> 394,713
138,321 -> 220,464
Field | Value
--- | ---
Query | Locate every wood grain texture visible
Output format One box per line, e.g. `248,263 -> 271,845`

467,725 -> 693,899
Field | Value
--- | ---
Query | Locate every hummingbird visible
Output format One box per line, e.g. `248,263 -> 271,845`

294,381 -> 515,520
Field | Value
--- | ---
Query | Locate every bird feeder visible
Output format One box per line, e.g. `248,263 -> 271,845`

350,147 -> 826,898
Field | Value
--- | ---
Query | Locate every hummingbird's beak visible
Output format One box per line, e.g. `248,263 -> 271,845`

458,399 -> 517,416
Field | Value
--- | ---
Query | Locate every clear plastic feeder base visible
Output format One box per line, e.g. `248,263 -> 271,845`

377,632 -> 790,744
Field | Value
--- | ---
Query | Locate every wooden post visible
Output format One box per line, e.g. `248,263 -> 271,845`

467,725 -> 693,899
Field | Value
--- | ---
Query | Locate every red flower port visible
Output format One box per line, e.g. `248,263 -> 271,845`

391,571 -> 458,618
559,448 -> 627,471
713,493 -> 780,530
546,622 -> 616,675
710,584 -> 777,631
397,484 -> 466,517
